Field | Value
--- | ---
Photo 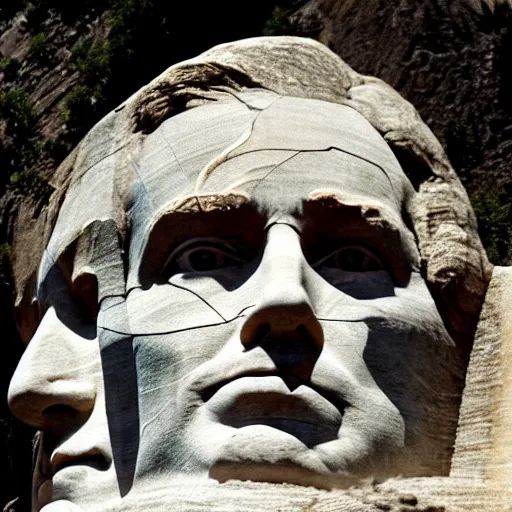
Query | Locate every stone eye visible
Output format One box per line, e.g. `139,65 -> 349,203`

313,245 -> 383,272
163,238 -> 247,275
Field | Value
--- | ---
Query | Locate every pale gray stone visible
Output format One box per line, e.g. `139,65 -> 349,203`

6,36 -> 509,511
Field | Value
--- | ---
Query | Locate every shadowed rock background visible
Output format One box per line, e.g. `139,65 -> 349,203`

1,0 -> 512,509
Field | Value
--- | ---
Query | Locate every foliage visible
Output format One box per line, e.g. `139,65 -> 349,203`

71,39 -> 110,87
262,6 -> 302,37
0,87 -> 50,196
444,119 -> 481,171
0,243 -> 11,263
9,167 -> 49,197
2,0 -> 292,191
56,0 -> 283,143
37,137 -> 70,164
0,88 -> 35,142
62,85 -> 103,134
28,32 -> 51,63
63,40 -> 111,140
26,0 -> 104,25
471,189 -> 512,265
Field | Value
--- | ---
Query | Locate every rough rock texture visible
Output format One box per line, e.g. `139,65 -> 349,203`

0,12 -> 107,145
34,267 -> 510,511
1,2 -> 512,510
9,36 -> 492,344
132,36 -> 493,343
5,37 -> 509,511
451,265 -> 512,486
44,477 -> 512,511
294,0 -> 512,194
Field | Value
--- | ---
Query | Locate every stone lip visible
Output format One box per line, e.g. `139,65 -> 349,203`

205,375 -> 342,447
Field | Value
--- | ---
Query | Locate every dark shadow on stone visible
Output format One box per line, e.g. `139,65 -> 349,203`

362,317 -> 466,476
100,331 -> 139,497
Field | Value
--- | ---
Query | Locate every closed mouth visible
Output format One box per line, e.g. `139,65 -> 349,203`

202,373 -> 345,448
201,369 -> 346,414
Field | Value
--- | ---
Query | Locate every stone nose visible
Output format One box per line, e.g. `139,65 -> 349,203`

8,307 -> 98,431
240,223 -> 323,351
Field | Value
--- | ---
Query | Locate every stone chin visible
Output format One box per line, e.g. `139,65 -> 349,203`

206,423 -> 401,489
181,375 -> 405,487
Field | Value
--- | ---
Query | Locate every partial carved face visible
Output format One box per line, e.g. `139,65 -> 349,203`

8,307 -> 118,510
100,93 -> 466,487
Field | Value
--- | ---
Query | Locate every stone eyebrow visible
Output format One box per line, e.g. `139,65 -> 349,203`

303,192 -> 420,284
137,193 -> 264,285
304,192 -> 402,224
163,192 -> 250,214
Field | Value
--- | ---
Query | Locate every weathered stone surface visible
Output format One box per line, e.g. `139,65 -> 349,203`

452,265 -> 512,486
293,0 -> 512,199
5,36 -> 510,511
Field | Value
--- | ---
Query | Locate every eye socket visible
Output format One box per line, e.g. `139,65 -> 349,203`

162,238 -> 248,276
312,245 -> 384,272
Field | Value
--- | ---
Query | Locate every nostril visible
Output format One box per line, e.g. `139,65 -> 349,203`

242,321 -> 270,349
254,323 -> 271,344
43,404 -> 77,416
52,448 -> 110,473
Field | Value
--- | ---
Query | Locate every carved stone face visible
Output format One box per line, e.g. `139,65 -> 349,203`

9,91 -> 467,506
8,308 -> 117,511
101,92 -> 466,487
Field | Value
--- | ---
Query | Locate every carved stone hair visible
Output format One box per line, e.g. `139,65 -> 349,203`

11,36 -> 490,345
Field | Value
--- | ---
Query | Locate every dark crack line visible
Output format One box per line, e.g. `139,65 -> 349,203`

250,150 -> 300,194
220,88 -> 282,112
165,280 -> 227,322
99,285 -> 256,325
100,282 -> 230,322
317,317 -> 367,323
208,146 -> 396,192
70,142 -> 130,186
196,106 -> 264,188
98,307 -> 253,337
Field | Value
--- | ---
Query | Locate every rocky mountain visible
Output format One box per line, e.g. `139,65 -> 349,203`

2,0 -> 512,509
297,0 -> 508,190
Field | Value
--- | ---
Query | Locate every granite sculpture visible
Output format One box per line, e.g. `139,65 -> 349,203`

6,37 -> 512,511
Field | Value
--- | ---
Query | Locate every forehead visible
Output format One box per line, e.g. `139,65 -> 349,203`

131,91 -> 408,209
128,93 -> 412,260
39,91 -> 414,294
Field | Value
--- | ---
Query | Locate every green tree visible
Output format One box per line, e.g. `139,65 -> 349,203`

71,39 -> 110,86
0,88 -> 35,142
29,32 -> 51,63
471,190 -> 512,265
